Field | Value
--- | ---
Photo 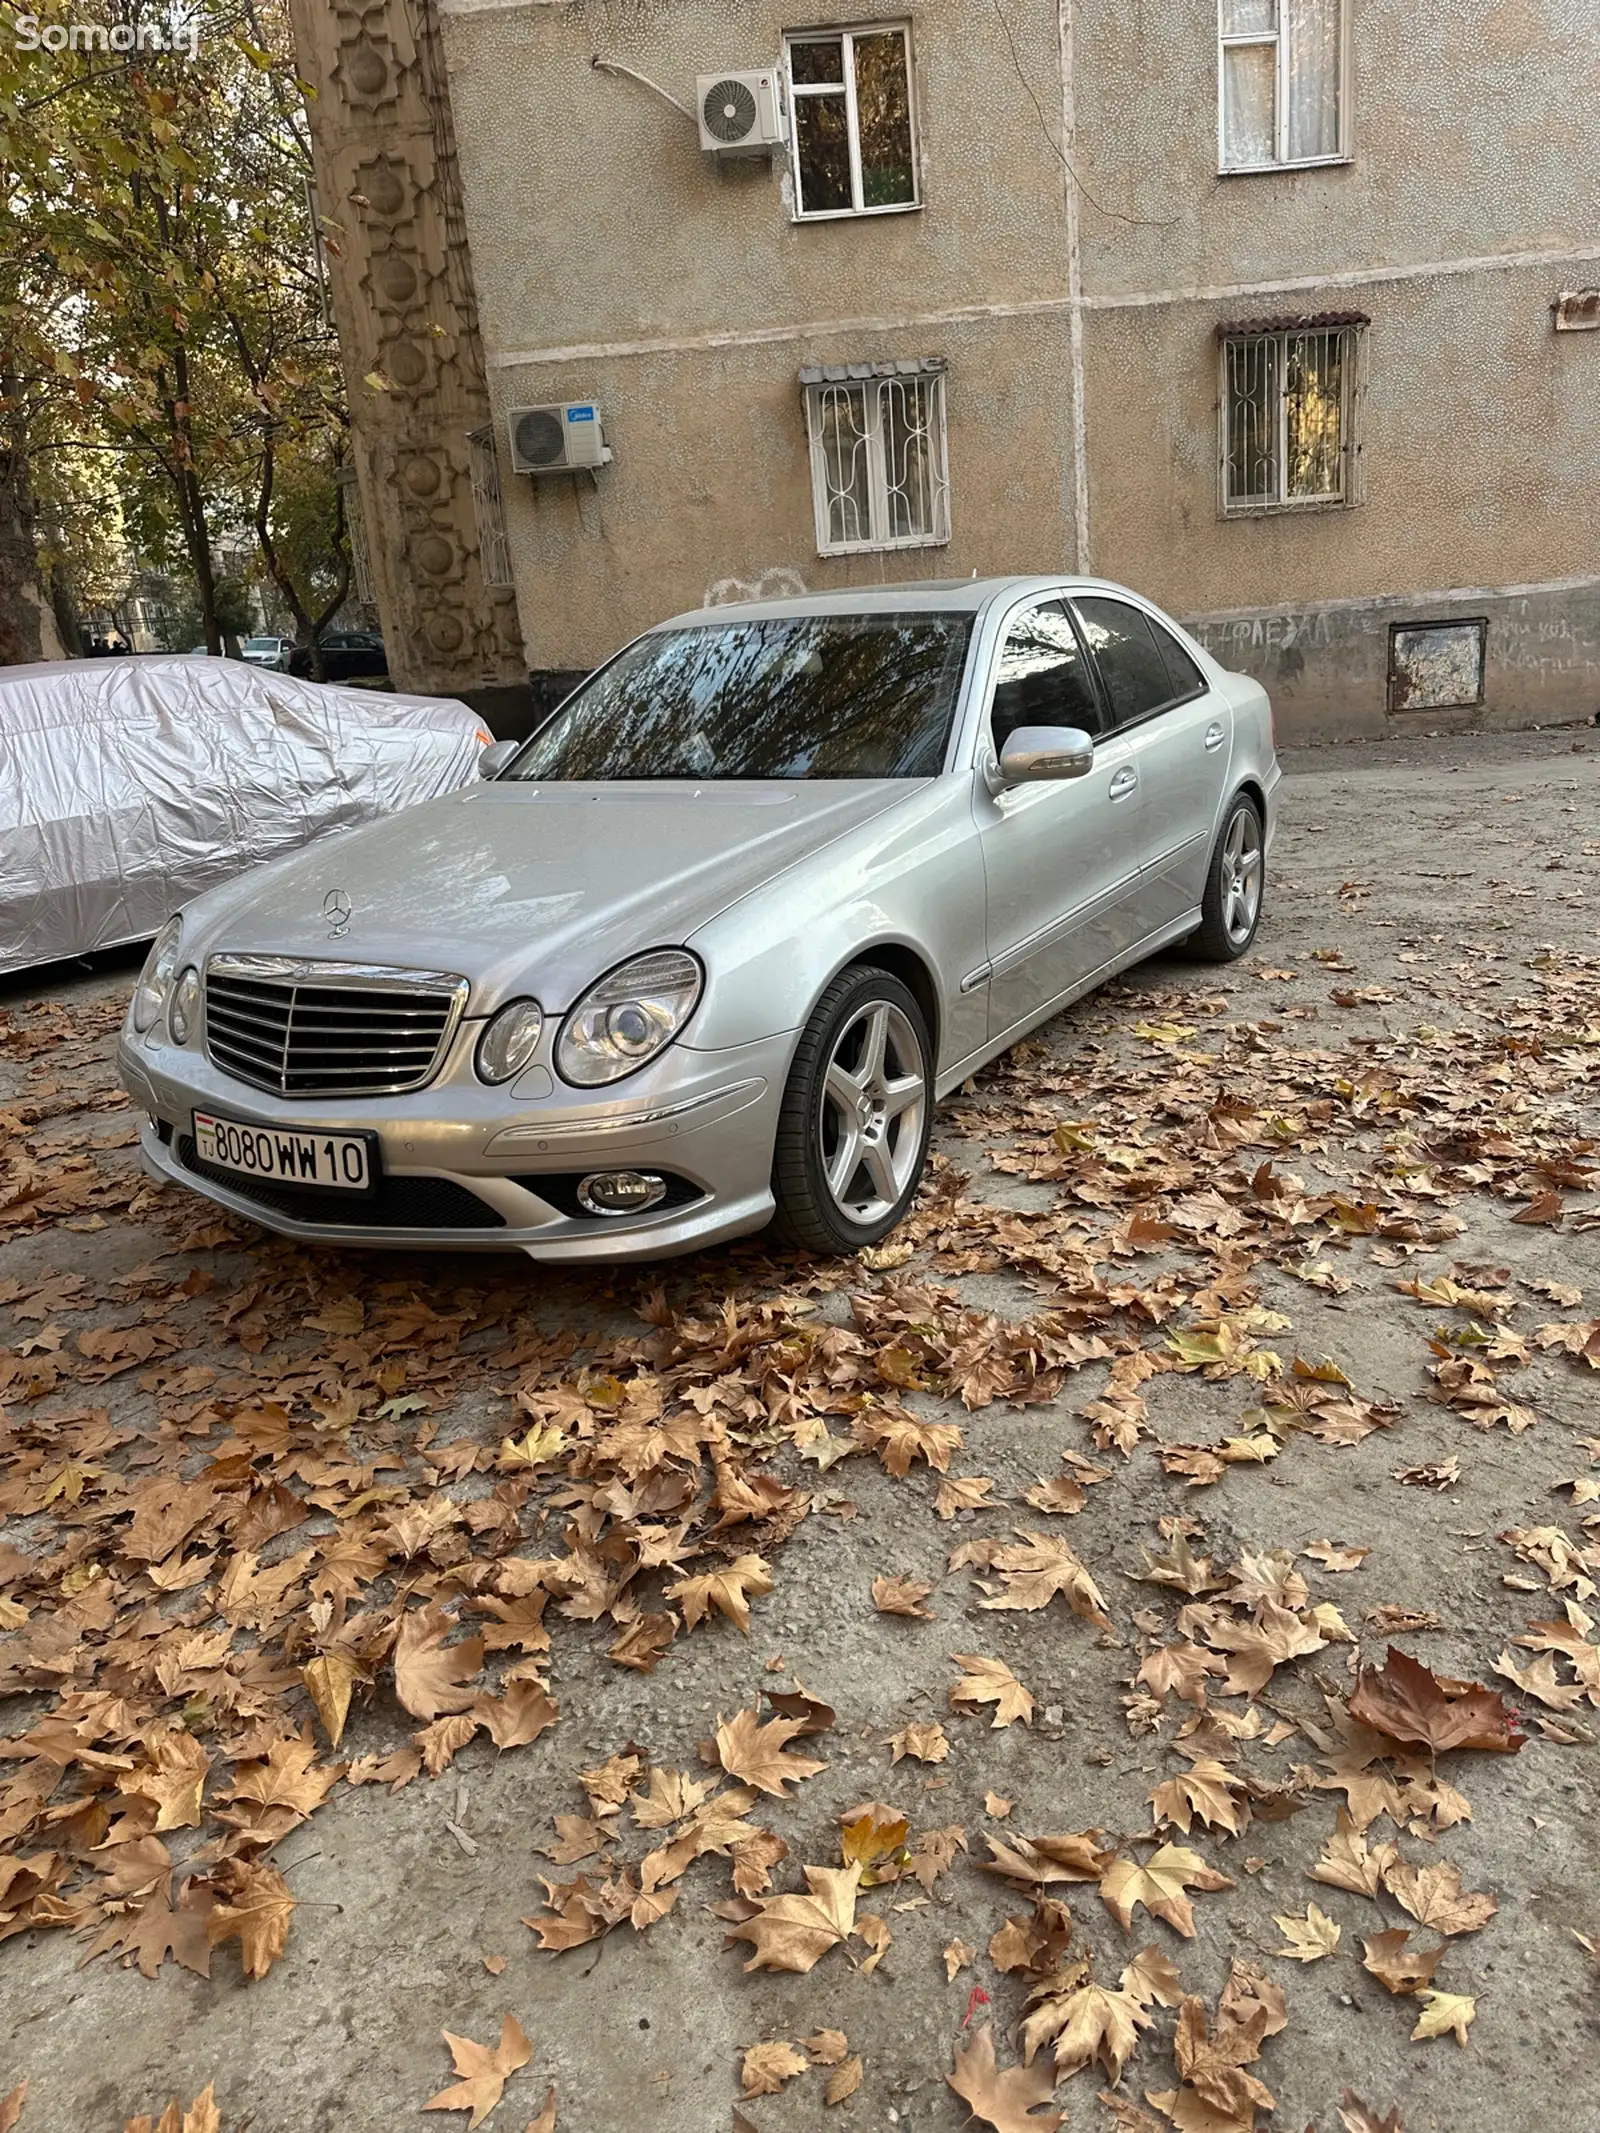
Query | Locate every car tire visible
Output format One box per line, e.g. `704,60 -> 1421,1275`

1186,792 -> 1265,962
770,966 -> 933,1255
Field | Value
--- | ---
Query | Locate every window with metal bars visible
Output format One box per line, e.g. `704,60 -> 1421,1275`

467,425 -> 513,590
1219,323 -> 1363,514
1218,0 -> 1347,171
802,367 -> 950,555
785,24 -> 918,219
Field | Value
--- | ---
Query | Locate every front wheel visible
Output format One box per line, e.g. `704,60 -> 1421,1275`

770,967 -> 933,1254
1186,793 -> 1265,962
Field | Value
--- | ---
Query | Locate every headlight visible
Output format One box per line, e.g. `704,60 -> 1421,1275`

476,998 -> 545,1085
131,917 -> 182,1033
168,967 -> 201,1045
556,950 -> 703,1087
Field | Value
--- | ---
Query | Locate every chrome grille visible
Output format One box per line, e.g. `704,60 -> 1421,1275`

203,956 -> 468,1099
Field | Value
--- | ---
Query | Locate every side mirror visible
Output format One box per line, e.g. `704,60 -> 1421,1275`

478,738 -> 520,779
995,725 -> 1096,785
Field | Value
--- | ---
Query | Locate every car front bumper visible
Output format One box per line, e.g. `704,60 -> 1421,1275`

118,1025 -> 793,1263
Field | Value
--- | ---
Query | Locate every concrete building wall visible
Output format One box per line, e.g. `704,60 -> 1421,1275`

437,0 -> 1600,739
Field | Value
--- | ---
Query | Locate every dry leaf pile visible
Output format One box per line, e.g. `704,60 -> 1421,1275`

1,921 -> 1598,2127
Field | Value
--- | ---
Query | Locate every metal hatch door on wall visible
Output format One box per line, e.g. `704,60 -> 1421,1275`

1389,619 -> 1488,713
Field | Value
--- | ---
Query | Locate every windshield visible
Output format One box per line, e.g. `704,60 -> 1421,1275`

244,638 -> 278,652
507,612 -> 974,781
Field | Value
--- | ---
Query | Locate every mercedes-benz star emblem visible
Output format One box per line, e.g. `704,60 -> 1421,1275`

323,889 -> 353,939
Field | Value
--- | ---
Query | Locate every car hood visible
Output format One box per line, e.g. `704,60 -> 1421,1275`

181,779 -> 917,1011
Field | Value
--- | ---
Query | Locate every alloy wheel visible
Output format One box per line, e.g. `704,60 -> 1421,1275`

816,1000 -> 927,1226
1222,806 -> 1263,946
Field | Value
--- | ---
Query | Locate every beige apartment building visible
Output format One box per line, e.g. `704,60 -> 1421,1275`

300,0 -> 1600,740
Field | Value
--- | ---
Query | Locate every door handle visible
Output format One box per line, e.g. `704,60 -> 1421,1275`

1203,722 -> 1226,752
1108,766 -> 1138,799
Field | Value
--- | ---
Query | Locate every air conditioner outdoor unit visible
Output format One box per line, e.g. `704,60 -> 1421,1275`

507,402 -> 611,475
697,69 -> 786,156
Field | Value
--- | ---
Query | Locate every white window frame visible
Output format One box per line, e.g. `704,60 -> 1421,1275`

1217,0 -> 1351,174
803,368 -> 951,556
1217,323 -> 1365,517
466,424 -> 513,590
784,22 -> 920,222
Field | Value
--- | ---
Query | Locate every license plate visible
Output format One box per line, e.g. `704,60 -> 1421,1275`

193,1111 -> 375,1193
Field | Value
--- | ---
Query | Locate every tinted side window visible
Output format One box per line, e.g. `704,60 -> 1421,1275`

1151,619 -> 1207,702
1073,597 -> 1173,730
990,601 -> 1103,752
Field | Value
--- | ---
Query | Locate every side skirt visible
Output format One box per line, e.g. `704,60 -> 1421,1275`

933,909 -> 1203,1099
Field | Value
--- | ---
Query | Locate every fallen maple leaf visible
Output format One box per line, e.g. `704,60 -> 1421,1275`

524,2088 -> 557,2133
716,1708 -> 826,1797
728,1862 -> 861,1973
1361,1928 -> 1444,1995
667,1555 -> 773,1633
946,2023 -> 1063,2131
1020,1960 -> 1153,2080
1349,1647 -> 1523,1754
122,2084 -> 221,2133
1410,1989 -> 1476,2044
0,2085 -> 22,2133
824,2055 -> 863,2106
1100,1845 -> 1235,1939
889,1720 -> 950,1764
976,1530 -> 1111,1625
202,1859 -> 297,1979
424,2015 -> 533,2127
872,1572 -> 936,1618
945,1937 -> 975,1979
119,1728 -> 210,1832
740,2040 -> 808,2096
806,2030 -> 850,2066
1204,1602 -> 1327,1696
1309,1809 -> 1397,1898
950,1653 -> 1035,1728
1382,1857 -> 1497,1935
1338,2095 -> 1406,2133
393,1603 -> 485,1721
1149,1759 -> 1243,1837
473,1680 -> 560,1752
1172,1961 -> 1285,2119
1271,1902 -> 1340,1962
303,1652 -> 362,1747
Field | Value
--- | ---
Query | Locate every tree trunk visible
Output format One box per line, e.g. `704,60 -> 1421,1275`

0,408 -> 66,664
163,346 -> 223,654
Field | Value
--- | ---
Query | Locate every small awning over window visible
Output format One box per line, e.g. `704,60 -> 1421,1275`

798,355 -> 950,384
1214,310 -> 1369,340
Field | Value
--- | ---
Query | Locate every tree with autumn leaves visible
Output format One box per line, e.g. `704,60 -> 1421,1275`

0,0 -> 352,659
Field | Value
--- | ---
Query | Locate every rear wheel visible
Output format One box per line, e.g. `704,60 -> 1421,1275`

770,967 -> 932,1254
1187,793 -> 1264,962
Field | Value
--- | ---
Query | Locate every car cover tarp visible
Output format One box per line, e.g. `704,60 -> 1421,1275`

0,656 -> 490,974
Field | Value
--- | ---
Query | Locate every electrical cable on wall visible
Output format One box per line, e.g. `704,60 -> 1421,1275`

591,55 -> 697,125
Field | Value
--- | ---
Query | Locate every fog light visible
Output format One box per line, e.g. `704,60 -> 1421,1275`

577,1170 -> 667,1217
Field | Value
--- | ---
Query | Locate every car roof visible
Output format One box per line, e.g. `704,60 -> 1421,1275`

653,574 -> 1146,629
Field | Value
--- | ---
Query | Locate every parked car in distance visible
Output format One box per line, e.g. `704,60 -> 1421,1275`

241,635 -> 290,670
2,655 -> 492,974
287,631 -> 389,683
120,576 -> 1280,1265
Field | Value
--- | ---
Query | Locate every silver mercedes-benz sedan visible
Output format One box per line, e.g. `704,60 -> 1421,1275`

118,576 -> 1280,1263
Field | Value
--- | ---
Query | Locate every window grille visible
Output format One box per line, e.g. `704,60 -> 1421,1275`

785,24 -> 918,219
467,425 -> 513,590
801,361 -> 950,556
1219,0 -> 1347,171
1218,320 -> 1364,514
